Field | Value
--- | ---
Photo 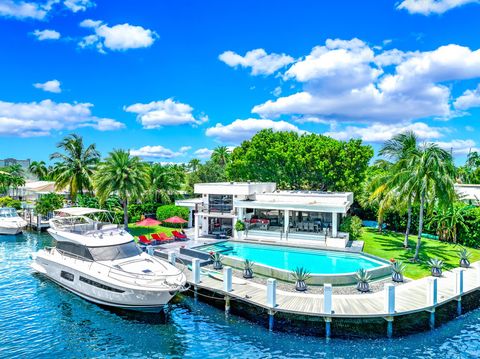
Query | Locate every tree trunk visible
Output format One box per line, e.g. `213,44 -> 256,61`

123,198 -> 129,231
414,192 -> 425,261
404,198 -> 412,248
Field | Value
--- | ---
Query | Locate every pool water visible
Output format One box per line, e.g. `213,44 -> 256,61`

2,232 -> 480,358
196,241 -> 384,274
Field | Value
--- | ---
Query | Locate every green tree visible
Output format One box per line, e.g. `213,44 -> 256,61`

188,158 -> 201,172
428,203 -> 470,243
35,193 -> 64,216
211,146 -> 231,167
147,163 -> 185,203
398,143 -> 456,260
226,129 -> 373,193
50,134 -> 100,200
29,160 -> 48,180
94,150 -> 149,230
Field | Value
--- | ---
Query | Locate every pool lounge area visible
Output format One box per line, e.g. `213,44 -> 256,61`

192,240 -> 391,285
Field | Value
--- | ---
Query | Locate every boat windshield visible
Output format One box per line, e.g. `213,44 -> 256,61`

0,208 -> 17,218
88,241 -> 142,261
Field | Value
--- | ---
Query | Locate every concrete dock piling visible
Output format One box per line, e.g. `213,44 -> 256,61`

427,277 -> 438,329
168,251 -> 176,265
455,269 -> 464,315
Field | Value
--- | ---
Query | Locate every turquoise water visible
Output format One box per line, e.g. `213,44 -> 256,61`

196,241 -> 384,274
1,232 -> 480,358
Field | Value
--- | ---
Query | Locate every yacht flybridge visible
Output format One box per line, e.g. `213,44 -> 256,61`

0,207 -> 27,235
31,207 -> 187,312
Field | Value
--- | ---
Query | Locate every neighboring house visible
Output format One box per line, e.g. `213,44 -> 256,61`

178,182 -> 354,247
0,158 -> 30,170
455,184 -> 480,205
10,181 -> 69,202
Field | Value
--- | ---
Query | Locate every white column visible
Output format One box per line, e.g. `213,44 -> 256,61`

427,277 -> 438,307
323,284 -> 332,315
332,212 -> 338,238
188,208 -> 193,228
168,251 -> 176,265
284,209 -> 290,234
194,214 -> 200,240
455,269 -> 464,296
267,279 -> 276,308
224,267 -> 232,292
384,283 -> 395,314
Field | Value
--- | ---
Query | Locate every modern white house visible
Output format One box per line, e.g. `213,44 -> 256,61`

177,182 -> 354,247
455,184 -> 480,205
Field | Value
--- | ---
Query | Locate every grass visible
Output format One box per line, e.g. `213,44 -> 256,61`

128,224 -> 176,240
361,228 -> 480,279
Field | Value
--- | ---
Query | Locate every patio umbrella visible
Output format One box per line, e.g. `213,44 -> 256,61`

135,217 -> 162,226
163,216 -> 188,228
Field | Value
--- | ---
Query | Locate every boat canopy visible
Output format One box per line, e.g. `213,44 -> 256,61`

54,207 -> 109,216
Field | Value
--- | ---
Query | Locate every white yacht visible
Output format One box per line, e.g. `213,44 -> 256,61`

0,207 -> 28,235
31,207 -> 187,312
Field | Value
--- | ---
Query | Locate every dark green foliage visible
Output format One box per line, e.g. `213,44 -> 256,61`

0,196 -> 22,210
35,193 -> 64,216
226,129 -> 373,194
340,215 -> 363,240
156,205 -> 189,227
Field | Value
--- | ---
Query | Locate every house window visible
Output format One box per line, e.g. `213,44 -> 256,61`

60,271 -> 74,282
208,194 -> 233,213
79,276 -> 124,293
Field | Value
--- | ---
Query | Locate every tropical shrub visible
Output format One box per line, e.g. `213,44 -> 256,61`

235,220 -> 245,231
35,193 -> 64,216
340,215 -> 363,240
156,205 -> 189,227
0,196 -> 22,209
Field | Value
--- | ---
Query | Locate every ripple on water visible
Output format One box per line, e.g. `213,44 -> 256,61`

1,232 -> 480,359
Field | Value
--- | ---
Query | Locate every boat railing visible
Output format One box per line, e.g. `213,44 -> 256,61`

48,247 -> 185,287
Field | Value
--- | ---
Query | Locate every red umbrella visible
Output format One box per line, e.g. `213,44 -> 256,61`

135,218 -> 162,226
163,216 -> 188,228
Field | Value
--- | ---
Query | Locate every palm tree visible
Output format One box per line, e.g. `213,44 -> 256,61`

379,131 -> 419,248
29,161 -> 48,180
211,146 -> 231,167
50,134 -> 100,200
429,203 -> 469,243
398,143 -> 456,260
188,158 -> 201,172
94,150 -> 149,230
148,163 -> 184,203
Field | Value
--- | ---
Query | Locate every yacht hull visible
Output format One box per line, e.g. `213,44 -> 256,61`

0,225 -> 25,235
32,253 -> 180,313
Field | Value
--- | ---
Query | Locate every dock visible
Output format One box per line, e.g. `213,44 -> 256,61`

171,255 -> 480,338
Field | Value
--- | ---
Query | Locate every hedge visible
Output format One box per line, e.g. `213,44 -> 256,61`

156,205 -> 189,228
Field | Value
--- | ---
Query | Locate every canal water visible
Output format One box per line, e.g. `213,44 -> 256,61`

1,232 -> 480,358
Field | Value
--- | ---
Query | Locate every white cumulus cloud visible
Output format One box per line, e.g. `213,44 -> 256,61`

454,84 -> 480,110
205,118 -> 305,143
33,79 -> 62,93
79,19 -> 157,52
397,0 -> 479,15
194,148 -> 214,158
0,0 -> 49,20
125,98 -> 207,129
33,29 -> 60,40
435,139 -> 479,155
64,0 -> 94,12
130,145 -> 189,159
219,48 -> 294,75
0,99 -> 124,137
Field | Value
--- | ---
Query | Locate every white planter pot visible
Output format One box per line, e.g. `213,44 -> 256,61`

236,231 -> 244,240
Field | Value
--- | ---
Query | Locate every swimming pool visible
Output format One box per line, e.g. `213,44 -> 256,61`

195,241 -> 386,275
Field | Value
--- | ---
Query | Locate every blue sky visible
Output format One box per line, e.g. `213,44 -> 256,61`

1,0 -> 480,164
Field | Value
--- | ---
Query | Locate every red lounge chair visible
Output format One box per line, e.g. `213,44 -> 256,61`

152,233 -> 173,243
172,231 -> 187,240
138,235 -> 152,245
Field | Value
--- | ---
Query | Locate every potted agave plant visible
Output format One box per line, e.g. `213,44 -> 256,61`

428,257 -> 444,277
391,260 -> 406,283
291,267 -> 311,292
458,248 -> 472,268
356,268 -> 371,292
210,251 -> 223,270
243,259 -> 254,279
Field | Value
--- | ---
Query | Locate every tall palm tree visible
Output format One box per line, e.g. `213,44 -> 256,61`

94,150 -> 149,230
379,131 -> 419,248
398,143 -> 456,260
50,134 -> 100,200
211,146 -> 231,167
148,163 -> 184,203
29,161 -> 48,180
188,158 -> 201,172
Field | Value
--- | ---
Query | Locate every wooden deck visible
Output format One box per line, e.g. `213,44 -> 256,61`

179,261 -> 480,319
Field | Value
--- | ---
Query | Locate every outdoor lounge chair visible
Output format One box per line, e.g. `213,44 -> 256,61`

137,235 -> 152,245
172,230 -> 188,240
152,233 -> 173,243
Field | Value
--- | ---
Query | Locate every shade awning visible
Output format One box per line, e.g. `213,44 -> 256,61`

53,207 -> 109,216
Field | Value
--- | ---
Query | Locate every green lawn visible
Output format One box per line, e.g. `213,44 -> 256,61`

361,228 -> 480,279
129,224 -> 176,240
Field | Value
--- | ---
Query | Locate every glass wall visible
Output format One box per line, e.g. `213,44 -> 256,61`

208,195 -> 233,213
208,217 -> 233,237
288,211 -> 332,233
245,209 -> 284,231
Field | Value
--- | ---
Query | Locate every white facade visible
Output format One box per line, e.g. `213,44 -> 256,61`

181,182 -> 354,246
455,184 -> 480,204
